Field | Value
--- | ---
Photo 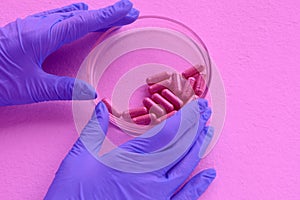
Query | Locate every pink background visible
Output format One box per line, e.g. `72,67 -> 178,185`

1,0 -> 300,199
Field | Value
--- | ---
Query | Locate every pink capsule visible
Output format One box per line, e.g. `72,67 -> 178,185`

102,98 -> 121,117
148,78 -> 171,94
182,65 -> 205,79
161,89 -> 183,110
194,74 -> 205,96
122,107 -> 148,120
188,77 -> 196,88
170,73 -> 183,95
156,111 -> 177,123
181,79 -> 195,102
133,113 -> 156,125
143,97 -> 166,117
152,93 -> 174,113
146,72 -> 171,85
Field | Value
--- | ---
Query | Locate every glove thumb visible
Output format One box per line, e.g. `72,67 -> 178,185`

79,101 -> 110,155
42,74 -> 97,101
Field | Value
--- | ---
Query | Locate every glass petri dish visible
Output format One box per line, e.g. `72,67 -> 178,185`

73,15 -> 225,159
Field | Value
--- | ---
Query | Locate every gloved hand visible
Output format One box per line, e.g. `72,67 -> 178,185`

45,98 -> 216,200
0,1 -> 139,106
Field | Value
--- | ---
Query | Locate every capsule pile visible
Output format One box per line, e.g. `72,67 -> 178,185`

102,65 -> 207,126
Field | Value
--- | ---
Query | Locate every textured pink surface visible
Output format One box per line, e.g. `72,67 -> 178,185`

1,0 -> 300,199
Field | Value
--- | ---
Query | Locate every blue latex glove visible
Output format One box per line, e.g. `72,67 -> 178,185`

45,99 -> 216,200
0,1 -> 139,106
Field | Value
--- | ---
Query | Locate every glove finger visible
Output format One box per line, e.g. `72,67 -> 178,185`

110,7 -> 139,26
41,74 -> 96,101
165,127 -> 214,181
52,0 -> 135,44
96,7 -> 139,32
31,2 -> 88,17
119,99 -> 210,154
79,101 -> 109,154
63,7 -> 139,33
171,169 -> 216,200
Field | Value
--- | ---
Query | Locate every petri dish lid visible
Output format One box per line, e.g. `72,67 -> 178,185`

73,16 -> 226,160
